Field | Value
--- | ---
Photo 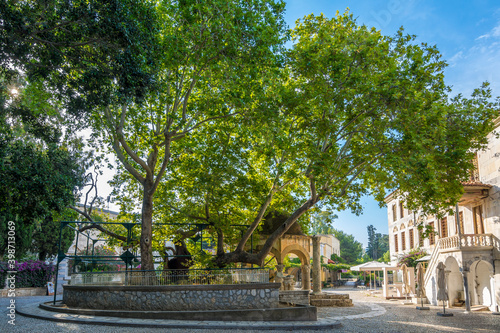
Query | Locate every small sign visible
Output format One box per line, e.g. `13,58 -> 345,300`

47,282 -> 54,296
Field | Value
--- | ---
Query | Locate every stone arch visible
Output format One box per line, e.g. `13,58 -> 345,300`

408,219 -> 414,227
444,256 -> 463,306
280,244 -> 310,264
470,260 -> 495,309
393,226 -> 398,232
280,244 -> 311,291
400,223 -> 406,230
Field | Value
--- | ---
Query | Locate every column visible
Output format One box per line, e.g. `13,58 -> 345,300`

461,266 -> 471,312
276,264 -> 285,290
445,270 -> 451,308
301,264 -> 311,291
312,235 -> 322,295
489,274 -> 496,312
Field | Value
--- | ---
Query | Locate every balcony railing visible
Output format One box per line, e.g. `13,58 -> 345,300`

438,233 -> 499,251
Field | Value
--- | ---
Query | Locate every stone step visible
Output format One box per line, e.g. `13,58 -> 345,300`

471,305 -> 489,312
310,293 -> 349,300
310,298 -> 353,307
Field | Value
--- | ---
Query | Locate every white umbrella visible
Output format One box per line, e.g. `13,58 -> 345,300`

436,262 -> 452,316
401,264 -> 411,297
416,263 -> 425,298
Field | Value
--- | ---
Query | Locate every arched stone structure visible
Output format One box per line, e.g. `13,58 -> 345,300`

280,244 -> 310,264
281,244 -> 311,291
444,256 -> 463,306
470,260 -> 495,309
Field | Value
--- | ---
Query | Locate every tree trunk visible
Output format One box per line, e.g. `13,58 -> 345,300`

140,180 -> 155,271
214,197 -> 318,267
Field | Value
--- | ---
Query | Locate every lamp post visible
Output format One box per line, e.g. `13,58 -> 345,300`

455,203 -> 471,313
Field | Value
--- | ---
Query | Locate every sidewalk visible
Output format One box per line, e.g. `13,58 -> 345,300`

2,288 -> 499,332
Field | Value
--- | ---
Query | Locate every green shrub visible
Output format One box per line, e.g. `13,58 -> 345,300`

0,262 -> 7,289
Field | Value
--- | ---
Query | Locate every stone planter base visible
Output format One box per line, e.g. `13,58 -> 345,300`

40,300 -> 317,321
63,283 -> 280,311
279,290 -> 310,305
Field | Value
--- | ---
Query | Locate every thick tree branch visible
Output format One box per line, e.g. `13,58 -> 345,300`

235,190 -> 275,252
103,106 -> 145,184
152,136 -> 171,193
68,206 -> 127,242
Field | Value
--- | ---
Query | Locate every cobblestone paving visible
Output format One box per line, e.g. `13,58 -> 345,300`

1,288 -> 499,332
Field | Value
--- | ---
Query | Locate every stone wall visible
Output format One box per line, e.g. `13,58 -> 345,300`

279,290 -> 310,305
1,287 -> 46,297
63,283 -> 280,311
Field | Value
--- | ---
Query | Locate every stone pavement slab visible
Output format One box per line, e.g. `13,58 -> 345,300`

3,290 -> 500,332
16,300 -> 341,330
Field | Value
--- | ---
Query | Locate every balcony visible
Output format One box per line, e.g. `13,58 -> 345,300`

459,182 -> 491,205
439,234 -> 500,252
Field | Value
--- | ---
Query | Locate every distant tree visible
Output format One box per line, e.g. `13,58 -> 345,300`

366,225 -> 389,260
330,253 -> 344,263
366,225 -> 378,259
378,250 -> 391,263
310,210 -> 338,234
332,229 -> 363,264
378,234 -> 389,257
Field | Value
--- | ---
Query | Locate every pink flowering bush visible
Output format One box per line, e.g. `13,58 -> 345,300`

0,260 -> 55,288
397,249 -> 427,268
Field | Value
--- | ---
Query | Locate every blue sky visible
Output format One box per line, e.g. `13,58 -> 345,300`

283,0 -> 500,248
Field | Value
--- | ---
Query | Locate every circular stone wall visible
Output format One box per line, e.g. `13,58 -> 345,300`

63,283 -> 280,311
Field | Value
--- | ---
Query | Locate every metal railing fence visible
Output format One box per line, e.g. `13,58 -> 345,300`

69,268 -> 269,286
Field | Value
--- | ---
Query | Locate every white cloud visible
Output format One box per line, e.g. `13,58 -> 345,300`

492,24 -> 500,37
476,21 -> 500,40
448,51 -> 463,67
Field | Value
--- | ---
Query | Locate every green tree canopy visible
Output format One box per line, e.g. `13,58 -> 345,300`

152,11 -> 498,267
332,229 -> 363,264
0,141 -> 85,258
0,0 -> 161,118
89,0 -> 288,269
366,225 -> 389,260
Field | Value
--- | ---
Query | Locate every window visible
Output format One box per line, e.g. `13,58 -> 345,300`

459,212 -> 464,234
440,217 -> 448,238
392,204 -> 397,222
409,229 -> 414,249
394,234 -> 399,252
429,222 -> 435,245
401,231 -> 406,251
399,202 -> 404,219
473,205 -> 484,234
469,154 -> 480,182
419,229 -> 424,247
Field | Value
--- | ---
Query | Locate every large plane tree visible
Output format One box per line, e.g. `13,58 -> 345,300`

150,12 -> 498,267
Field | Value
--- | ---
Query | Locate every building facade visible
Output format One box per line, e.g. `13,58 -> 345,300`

385,117 -> 500,311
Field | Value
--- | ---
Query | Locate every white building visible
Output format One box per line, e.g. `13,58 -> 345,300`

318,234 -> 341,261
385,116 -> 500,311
